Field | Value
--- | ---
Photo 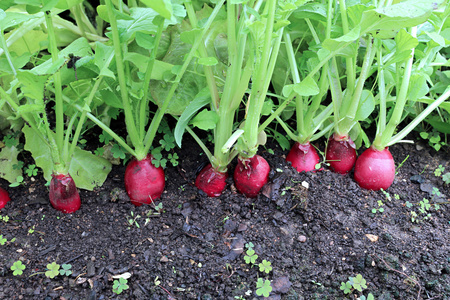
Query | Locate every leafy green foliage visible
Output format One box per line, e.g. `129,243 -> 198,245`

45,262 -> 60,279
256,278 -> 272,297
59,264 -> 72,276
112,277 -> 129,294
243,249 -> 258,265
340,274 -> 368,294
11,261 -> 25,276
2,134 -> 19,148
24,164 -> 38,177
434,165 -> 445,177
9,175 -> 24,187
258,259 -> 272,274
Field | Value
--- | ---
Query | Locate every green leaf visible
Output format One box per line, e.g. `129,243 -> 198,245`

45,262 -> 60,279
198,57 -> 218,66
256,278 -> 272,297
56,0 -> 84,10
190,109 -> 219,130
16,70 -> 50,104
283,77 -> 320,97
99,88 -> 123,109
354,90 -> 375,121
22,125 -> 112,190
94,42 -> 115,79
0,146 -> 22,183
140,0 -> 172,19
0,11 -> 36,31
174,87 -> 211,147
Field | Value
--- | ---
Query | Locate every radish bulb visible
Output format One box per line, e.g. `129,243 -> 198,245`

234,155 -> 270,198
354,146 -> 395,190
125,154 -> 165,206
326,134 -> 357,174
49,173 -> 81,213
0,187 -> 11,210
286,142 -> 320,172
195,164 -> 228,197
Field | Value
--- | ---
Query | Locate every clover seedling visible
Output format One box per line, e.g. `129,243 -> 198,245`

11,261 -> 25,276
113,277 -> 129,294
258,259 -> 272,274
443,172 -> 450,184
340,274 -> 368,294
0,235 -> 6,245
59,264 -> 72,276
372,200 -> 384,214
434,165 -> 445,177
256,278 -> 272,297
244,249 -> 258,265
45,262 -> 60,279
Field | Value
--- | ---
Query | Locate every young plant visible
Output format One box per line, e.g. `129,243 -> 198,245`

11,260 -> 25,276
45,262 -> 60,279
0,186 -> 10,209
256,278 -> 272,297
354,0 -> 449,190
340,274 -> 368,295
112,277 -> 129,295
0,3 -> 112,213
59,264 -> 72,276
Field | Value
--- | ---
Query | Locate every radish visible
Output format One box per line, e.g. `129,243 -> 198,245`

354,146 -> 395,190
0,187 -> 11,210
49,173 -> 81,213
234,155 -> 270,198
286,142 -> 320,173
125,154 -> 165,206
195,164 -> 228,197
326,134 -> 357,174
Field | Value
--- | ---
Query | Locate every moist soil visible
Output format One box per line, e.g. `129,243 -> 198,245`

0,135 -> 449,300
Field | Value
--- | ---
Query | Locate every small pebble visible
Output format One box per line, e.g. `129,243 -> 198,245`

298,235 -> 307,243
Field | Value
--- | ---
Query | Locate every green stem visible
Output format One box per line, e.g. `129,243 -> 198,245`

185,2 -> 220,111
378,27 -> 417,149
44,10 -> 64,154
105,0 -> 141,153
68,77 -> 104,161
0,30 -> 17,76
275,115 -> 298,142
143,0 -> 226,158
387,87 -> 450,146
139,19 -> 164,141
373,46 -> 386,145
339,0 -> 356,95
258,93 -> 295,133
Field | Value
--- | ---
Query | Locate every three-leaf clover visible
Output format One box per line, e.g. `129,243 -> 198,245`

59,264 -> 72,276
113,277 -> 129,294
340,281 -> 352,294
0,235 -> 7,245
244,249 -> 258,265
111,144 -> 126,159
11,261 -> 25,276
256,278 -> 272,297
45,262 -> 60,278
258,259 -> 272,274
351,274 -> 367,292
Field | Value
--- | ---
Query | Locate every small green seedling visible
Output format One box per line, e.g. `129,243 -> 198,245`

9,175 -> 24,187
256,278 -> 272,297
59,264 -> 72,276
258,259 -> 272,274
11,261 -> 25,276
0,235 -> 7,245
340,274 -> 367,294
443,173 -> 450,184
45,262 -> 60,279
113,277 -> 129,294
1,215 -> 9,222
128,211 -> 141,228
25,164 -> 38,177
372,200 -> 385,214
245,242 -> 254,250
434,165 -> 445,177
360,294 -> 375,300
244,249 -> 258,265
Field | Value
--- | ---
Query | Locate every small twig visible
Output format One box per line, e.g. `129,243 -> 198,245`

62,254 -> 83,265
374,253 -> 422,300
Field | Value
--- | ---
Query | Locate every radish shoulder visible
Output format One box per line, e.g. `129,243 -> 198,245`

234,155 -> 269,198
286,142 -> 320,172
49,173 -> 81,213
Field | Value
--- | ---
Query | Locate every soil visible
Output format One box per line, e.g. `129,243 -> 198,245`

0,134 -> 449,300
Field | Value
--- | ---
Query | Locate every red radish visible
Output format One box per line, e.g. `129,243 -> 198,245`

125,154 -> 165,206
286,142 -> 320,172
326,134 -> 357,174
49,173 -> 81,213
195,163 -> 228,197
0,187 -> 11,210
234,155 -> 270,198
354,146 -> 395,190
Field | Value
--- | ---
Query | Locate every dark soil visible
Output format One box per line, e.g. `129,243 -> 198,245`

0,135 -> 449,300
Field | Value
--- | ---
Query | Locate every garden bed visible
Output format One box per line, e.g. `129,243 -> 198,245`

0,135 -> 449,300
